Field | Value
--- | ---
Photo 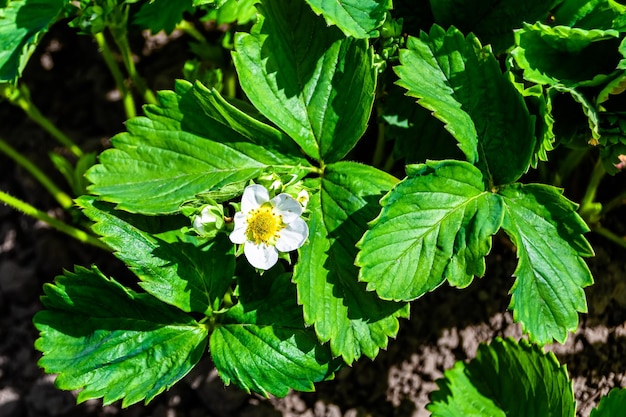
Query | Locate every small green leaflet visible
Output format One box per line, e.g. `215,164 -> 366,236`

428,338 -> 575,417
511,22 -> 623,88
591,388 -> 626,417
395,25 -> 535,186
232,0 -> 377,163
34,266 -> 208,407
293,162 -> 409,364
429,0 -> 558,53
0,0 -> 65,83
500,184 -> 594,344
210,270 -> 339,397
86,80 -> 311,214
357,160 -> 503,301
132,0 -> 194,34
77,196 -> 234,316
304,0 -> 391,38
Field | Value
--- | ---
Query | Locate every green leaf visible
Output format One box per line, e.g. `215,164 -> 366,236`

591,388 -> 626,417
0,0 -> 65,83
509,80 -> 556,167
293,162 -> 409,364
357,160 -> 504,302
553,0 -> 626,31
77,196 -> 234,315
232,0 -> 377,163
34,266 -> 208,407
500,183 -> 594,344
86,81 -> 310,214
304,0 -> 391,38
429,0 -> 559,53
428,338 -> 575,417
511,22 -> 623,88
395,25 -> 535,185
204,0 -> 257,25
210,269 -> 339,397
132,0 -> 194,34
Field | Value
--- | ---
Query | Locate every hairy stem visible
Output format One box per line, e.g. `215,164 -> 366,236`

109,26 -> 158,106
0,190 -> 110,251
0,139 -> 73,210
94,31 -> 137,119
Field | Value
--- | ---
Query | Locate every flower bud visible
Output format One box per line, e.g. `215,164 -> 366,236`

192,204 -> 225,238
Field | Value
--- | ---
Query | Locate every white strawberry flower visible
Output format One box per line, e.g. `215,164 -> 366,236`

229,184 -> 308,270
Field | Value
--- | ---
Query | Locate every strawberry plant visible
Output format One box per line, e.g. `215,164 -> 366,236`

1,0 -> 625,413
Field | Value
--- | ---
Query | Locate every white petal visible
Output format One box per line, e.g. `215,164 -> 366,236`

272,193 -> 302,223
229,212 -> 248,244
244,242 -> 279,270
275,217 -> 308,252
241,184 -> 269,213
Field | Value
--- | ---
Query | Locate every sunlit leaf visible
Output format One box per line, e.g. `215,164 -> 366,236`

233,0 -> 376,163
357,160 -> 503,301
87,81 -> 310,214
428,338 -> 575,417
0,0 -> 65,83
500,183 -> 594,344
294,162 -> 409,364
34,266 -> 207,407
210,270 -> 339,396
304,0 -> 391,38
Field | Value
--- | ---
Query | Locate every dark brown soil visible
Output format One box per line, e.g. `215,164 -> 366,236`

2,22 -> 626,417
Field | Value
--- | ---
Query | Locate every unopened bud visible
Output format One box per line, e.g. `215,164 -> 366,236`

193,204 -> 225,238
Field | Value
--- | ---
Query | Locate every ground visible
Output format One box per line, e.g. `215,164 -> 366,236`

1,22 -> 626,417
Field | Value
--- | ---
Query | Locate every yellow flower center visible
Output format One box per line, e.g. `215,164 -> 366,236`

246,204 -> 285,245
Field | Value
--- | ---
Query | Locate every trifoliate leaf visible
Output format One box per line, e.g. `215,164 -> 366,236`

210,270 -> 339,397
77,196 -> 234,316
293,162 -> 409,364
428,338 -> 575,417
511,22 -> 623,88
0,0 -> 65,83
357,160 -> 504,302
232,0 -> 377,163
553,0 -> 626,31
429,0 -> 559,53
591,388 -> 626,416
34,266 -> 208,407
86,81 -> 310,214
395,25 -> 535,186
304,0 -> 391,38
500,184 -> 594,344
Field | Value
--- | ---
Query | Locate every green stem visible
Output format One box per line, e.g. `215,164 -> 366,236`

176,20 -> 207,43
0,190 -> 110,251
0,139 -> 73,210
579,157 -> 606,222
94,31 -> 136,119
1,84 -> 83,157
109,26 -> 158,105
